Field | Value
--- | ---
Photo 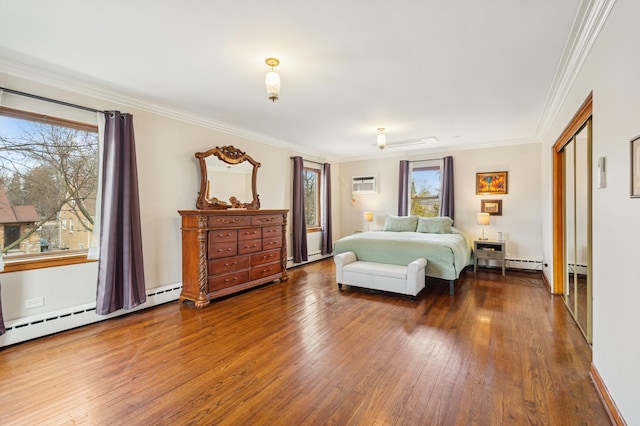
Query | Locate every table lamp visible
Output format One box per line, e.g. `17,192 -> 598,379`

477,212 -> 490,240
363,211 -> 373,231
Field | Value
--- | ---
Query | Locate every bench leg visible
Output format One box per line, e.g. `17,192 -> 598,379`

338,283 -> 343,290
449,280 -> 454,296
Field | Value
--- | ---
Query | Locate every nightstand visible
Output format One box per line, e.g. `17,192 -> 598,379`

474,240 -> 506,276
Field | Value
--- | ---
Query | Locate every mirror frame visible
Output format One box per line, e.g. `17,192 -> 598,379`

195,145 -> 261,210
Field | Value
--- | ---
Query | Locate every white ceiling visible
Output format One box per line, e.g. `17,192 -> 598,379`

0,0 -> 585,160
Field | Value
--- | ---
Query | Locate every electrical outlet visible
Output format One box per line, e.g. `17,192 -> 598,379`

24,297 -> 44,309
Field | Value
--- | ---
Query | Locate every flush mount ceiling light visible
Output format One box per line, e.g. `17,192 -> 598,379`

377,128 -> 386,150
265,57 -> 280,102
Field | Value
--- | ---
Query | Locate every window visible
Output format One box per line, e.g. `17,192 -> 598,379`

0,107 -> 99,270
4,225 -> 20,247
303,166 -> 322,231
409,161 -> 441,217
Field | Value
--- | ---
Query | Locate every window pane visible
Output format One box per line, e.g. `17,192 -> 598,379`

0,114 -> 98,257
303,168 -> 320,228
410,166 -> 441,217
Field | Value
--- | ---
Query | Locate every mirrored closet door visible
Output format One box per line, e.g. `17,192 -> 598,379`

562,119 -> 592,343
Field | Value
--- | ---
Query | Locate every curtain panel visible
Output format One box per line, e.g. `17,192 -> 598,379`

321,162 -> 332,255
95,112 -> 146,315
0,282 -> 5,335
398,160 -> 410,216
292,157 -> 308,263
440,156 -> 455,220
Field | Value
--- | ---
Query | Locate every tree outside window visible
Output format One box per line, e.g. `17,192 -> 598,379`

410,165 -> 441,217
0,109 -> 98,258
303,167 -> 321,230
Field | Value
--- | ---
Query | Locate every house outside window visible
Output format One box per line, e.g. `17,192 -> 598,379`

0,107 -> 98,270
409,160 -> 442,217
303,166 -> 322,232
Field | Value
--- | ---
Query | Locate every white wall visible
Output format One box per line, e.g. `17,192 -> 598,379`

540,0 -> 640,422
339,143 -> 543,264
0,71 -> 339,346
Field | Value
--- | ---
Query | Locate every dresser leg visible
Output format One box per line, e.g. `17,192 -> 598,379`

194,292 -> 210,309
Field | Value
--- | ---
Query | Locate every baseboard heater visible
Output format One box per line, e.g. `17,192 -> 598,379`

287,251 -> 333,268
1,283 -> 183,348
505,258 -> 543,271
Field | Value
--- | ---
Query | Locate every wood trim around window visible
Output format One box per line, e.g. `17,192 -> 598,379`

0,106 -> 98,132
552,92 -> 592,294
2,251 -> 97,273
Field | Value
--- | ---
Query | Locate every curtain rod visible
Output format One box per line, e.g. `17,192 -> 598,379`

0,87 -> 106,114
409,156 -> 446,163
290,156 -> 324,166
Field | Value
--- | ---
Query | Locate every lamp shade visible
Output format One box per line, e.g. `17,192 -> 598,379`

265,71 -> 280,101
377,128 -> 386,150
363,211 -> 373,222
477,212 -> 490,225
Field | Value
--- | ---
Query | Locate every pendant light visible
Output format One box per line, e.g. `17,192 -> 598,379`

265,57 -> 280,102
377,128 -> 386,150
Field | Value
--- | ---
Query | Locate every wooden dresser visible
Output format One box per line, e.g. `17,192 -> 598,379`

178,209 -> 288,308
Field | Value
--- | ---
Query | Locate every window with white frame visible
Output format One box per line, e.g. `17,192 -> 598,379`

409,160 -> 442,217
0,107 -> 98,267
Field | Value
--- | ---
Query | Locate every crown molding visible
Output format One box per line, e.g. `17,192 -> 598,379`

0,58 -> 337,163
536,0 -> 616,141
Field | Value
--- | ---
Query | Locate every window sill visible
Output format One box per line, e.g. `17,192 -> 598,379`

2,250 -> 97,273
306,227 -> 322,233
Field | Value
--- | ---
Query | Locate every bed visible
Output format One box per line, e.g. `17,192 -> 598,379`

333,215 -> 473,294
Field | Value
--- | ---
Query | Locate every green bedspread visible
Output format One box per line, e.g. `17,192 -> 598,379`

333,228 -> 473,281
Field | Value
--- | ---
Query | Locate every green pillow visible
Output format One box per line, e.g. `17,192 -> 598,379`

382,215 -> 418,232
416,216 -> 453,234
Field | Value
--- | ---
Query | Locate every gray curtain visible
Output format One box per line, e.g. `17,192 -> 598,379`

321,162 -> 332,255
96,111 -> 146,315
0,282 -> 5,335
440,156 -> 455,220
292,157 -> 308,263
398,160 -> 410,215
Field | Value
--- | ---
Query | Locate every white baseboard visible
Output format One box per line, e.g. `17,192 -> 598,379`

1,283 -> 182,348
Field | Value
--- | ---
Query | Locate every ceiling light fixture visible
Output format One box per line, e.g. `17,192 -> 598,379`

265,57 -> 280,102
377,128 -> 386,150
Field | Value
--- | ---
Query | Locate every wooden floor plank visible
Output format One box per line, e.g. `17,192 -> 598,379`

0,260 -> 611,425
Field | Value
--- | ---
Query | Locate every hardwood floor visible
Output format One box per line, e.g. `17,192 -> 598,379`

0,260 -> 610,425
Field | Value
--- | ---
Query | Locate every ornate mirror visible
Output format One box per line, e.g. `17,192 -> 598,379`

195,145 -> 261,210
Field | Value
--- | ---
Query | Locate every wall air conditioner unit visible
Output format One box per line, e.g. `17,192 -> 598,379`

352,175 -> 378,194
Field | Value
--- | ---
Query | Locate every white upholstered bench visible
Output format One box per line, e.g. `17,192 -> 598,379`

334,251 -> 427,297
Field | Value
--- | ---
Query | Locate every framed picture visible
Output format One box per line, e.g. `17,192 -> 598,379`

476,171 -> 508,194
481,199 -> 502,216
632,135 -> 640,197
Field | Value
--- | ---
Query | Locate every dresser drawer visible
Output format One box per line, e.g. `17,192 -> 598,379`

476,249 -> 503,260
250,261 -> 282,280
262,225 -> 281,238
209,229 -> 237,244
208,255 -> 250,274
208,215 -> 251,228
251,215 -> 283,226
238,238 -> 262,254
251,249 -> 281,267
209,241 -> 237,258
262,236 -> 282,250
238,227 -> 261,241
208,270 -> 250,292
